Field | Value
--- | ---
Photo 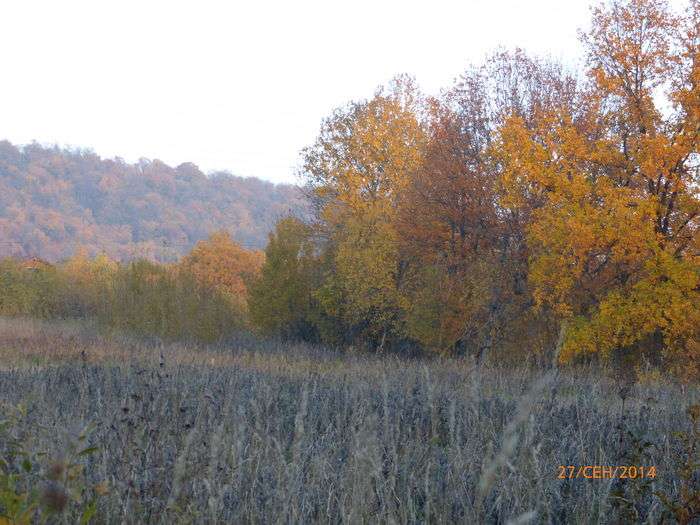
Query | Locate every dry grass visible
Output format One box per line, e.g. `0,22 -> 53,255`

0,317 -> 698,524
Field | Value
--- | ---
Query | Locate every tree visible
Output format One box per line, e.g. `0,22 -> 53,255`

60,249 -> 118,317
301,76 -> 428,349
495,0 -> 700,371
248,217 -> 321,341
397,96 -> 499,354
105,259 -> 240,343
179,231 -> 263,312
398,52 -> 576,358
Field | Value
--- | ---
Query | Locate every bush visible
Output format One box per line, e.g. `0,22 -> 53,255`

101,260 -> 242,343
0,255 -> 245,344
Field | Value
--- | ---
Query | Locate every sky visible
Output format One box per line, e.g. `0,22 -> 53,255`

0,0 -> 650,184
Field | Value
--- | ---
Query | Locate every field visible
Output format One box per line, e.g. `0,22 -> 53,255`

0,317 -> 698,524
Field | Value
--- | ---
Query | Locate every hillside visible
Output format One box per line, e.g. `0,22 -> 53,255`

0,141 -> 306,261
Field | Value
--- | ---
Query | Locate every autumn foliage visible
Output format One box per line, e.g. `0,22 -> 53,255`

0,0 -> 697,379
0,232 -> 263,343
495,0 -> 700,371
180,231 -> 264,311
248,0 -> 699,379
0,143 -> 304,261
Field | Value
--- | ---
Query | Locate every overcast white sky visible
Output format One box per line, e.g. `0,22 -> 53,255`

0,0 -> 676,184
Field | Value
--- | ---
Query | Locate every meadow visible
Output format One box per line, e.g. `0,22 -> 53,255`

1,0 -> 699,522
1,317 -> 698,524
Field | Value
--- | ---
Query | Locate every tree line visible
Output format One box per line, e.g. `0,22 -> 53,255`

0,0 -> 697,381
0,141 -> 304,261
251,0 -> 699,379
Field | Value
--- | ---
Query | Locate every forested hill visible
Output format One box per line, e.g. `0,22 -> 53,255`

0,141 -> 306,261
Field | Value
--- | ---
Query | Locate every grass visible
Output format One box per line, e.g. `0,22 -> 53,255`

0,317 -> 698,524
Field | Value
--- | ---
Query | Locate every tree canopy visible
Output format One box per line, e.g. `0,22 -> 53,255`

247,0 -> 699,379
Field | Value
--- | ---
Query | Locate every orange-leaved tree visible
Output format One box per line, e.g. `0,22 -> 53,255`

398,52 -> 578,359
495,0 -> 699,373
179,231 -> 264,313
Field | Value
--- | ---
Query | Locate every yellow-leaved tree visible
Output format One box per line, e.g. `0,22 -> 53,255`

495,0 -> 700,376
60,248 -> 118,317
301,75 -> 427,349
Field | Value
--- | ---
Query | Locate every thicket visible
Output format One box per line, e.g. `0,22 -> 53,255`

249,0 -> 700,381
0,232 -> 260,343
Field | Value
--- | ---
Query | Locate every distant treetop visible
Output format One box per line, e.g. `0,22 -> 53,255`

0,141 -> 306,262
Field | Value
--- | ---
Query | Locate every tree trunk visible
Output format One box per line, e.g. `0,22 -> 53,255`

551,318 -> 568,369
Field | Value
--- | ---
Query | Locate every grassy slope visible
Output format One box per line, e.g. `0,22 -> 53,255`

0,317 -> 698,523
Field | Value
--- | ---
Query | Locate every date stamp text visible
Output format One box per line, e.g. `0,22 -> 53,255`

557,465 -> 657,479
